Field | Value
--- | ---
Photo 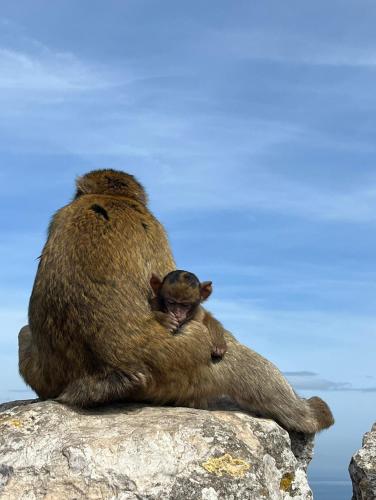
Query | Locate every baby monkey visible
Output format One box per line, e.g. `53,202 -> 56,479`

150,270 -> 227,359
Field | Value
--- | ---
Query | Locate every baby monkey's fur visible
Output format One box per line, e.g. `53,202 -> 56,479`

150,270 -> 227,358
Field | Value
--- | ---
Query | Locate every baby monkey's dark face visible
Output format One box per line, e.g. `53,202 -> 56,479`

151,270 -> 212,326
161,284 -> 201,324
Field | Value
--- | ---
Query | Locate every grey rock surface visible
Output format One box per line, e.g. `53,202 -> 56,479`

349,422 -> 376,500
0,399 -> 314,500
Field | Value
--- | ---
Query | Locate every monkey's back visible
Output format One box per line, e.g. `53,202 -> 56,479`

28,194 -> 176,391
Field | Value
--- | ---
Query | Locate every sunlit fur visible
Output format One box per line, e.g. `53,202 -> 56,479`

19,169 -> 334,433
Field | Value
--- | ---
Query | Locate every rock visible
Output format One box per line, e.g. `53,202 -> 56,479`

0,399 -> 314,500
349,422 -> 376,500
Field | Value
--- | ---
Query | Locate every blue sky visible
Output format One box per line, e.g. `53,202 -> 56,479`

1,0 -> 375,492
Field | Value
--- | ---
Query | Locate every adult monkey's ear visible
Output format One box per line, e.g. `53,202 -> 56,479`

200,281 -> 213,301
150,274 -> 163,295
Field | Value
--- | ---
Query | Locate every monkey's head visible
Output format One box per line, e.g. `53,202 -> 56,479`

75,169 -> 147,205
150,270 -> 212,325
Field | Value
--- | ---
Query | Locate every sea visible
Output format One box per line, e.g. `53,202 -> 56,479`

311,481 -> 352,500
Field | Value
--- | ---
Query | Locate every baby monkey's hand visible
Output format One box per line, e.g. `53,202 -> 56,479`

153,311 -> 180,333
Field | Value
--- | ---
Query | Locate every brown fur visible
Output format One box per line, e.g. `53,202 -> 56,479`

19,169 -> 334,432
150,270 -> 227,358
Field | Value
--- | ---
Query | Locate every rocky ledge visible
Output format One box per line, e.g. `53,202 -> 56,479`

349,422 -> 376,500
0,399 -> 314,499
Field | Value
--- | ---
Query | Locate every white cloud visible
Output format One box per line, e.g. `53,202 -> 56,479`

0,47 -> 118,93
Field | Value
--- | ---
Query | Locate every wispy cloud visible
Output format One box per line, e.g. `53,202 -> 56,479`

184,263 -> 376,312
285,371 -> 376,393
285,371 -> 351,391
206,296 -> 376,390
209,298 -> 376,340
1,22 -> 375,226
151,166 -> 376,222
0,48 -> 110,92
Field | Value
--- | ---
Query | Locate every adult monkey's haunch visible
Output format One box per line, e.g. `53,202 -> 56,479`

19,169 -> 334,434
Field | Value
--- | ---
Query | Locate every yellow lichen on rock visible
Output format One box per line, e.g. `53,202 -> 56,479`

280,472 -> 294,492
202,453 -> 250,478
10,419 -> 22,428
0,416 -> 22,428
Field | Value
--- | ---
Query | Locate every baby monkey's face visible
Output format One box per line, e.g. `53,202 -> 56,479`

150,270 -> 213,326
161,284 -> 201,324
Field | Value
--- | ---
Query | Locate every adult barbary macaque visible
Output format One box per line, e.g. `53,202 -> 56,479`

19,169 -> 334,433
150,270 -> 227,358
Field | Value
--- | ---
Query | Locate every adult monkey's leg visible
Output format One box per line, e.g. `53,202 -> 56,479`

57,370 -> 148,408
218,340 -> 334,433
138,325 -> 334,434
19,323 -> 149,407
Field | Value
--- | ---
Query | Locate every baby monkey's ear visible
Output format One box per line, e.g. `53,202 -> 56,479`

150,274 -> 163,295
200,281 -> 213,301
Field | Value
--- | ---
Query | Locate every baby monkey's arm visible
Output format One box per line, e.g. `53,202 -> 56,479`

202,309 -> 228,358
